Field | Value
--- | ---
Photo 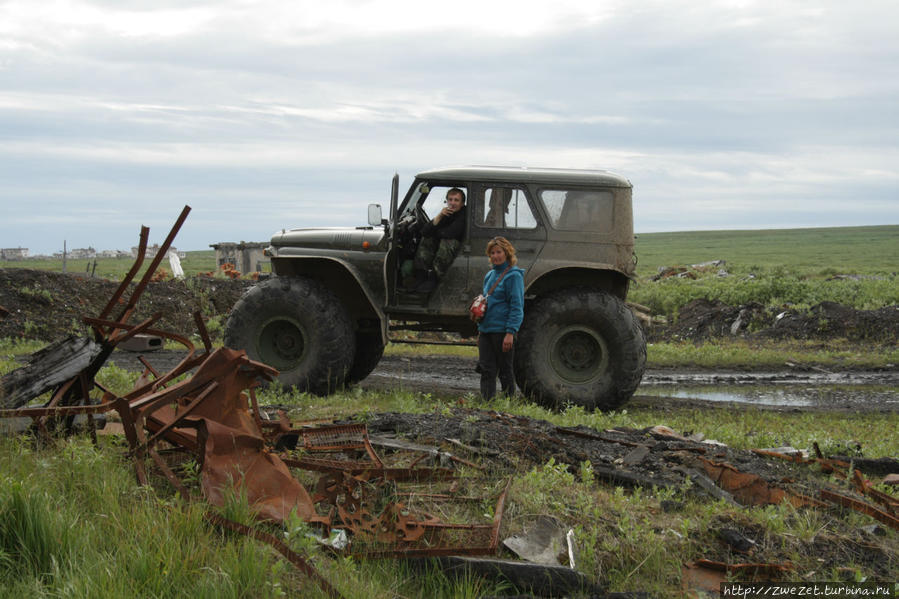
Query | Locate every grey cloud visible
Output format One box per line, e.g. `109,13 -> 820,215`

1,1 -> 897,254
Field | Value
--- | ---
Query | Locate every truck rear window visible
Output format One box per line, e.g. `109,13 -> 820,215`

539,189 -> 614,232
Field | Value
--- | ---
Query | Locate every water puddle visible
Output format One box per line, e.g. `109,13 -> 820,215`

637,382 -> 899,409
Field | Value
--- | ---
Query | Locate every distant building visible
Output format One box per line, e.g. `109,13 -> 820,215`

69,247 -> 96,259
97,249 -> 134,259
0,247 -> 28,260
210,242 -> 269,274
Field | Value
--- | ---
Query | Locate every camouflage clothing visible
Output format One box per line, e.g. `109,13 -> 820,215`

413,236 -> 461,278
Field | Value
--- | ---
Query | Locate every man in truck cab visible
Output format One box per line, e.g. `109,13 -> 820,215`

407,187 -> 467,293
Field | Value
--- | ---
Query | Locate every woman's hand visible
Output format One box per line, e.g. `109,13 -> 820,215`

502,333 -> 514,352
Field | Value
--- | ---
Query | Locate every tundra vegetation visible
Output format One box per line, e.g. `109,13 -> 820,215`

1,225 -> 897,597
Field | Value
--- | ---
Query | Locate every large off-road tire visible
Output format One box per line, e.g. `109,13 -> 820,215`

346,331 -> 385,384
223,276 -> 354,395
514,288 -> 646,411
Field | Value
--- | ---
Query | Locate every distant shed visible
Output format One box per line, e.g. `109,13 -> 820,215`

210,242 -> 269,274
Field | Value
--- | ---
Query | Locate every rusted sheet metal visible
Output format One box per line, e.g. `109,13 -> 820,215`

682,559 -> 794,595
851,468 -> 899,514
122,347 -> 317,523
699,457 -> 824,508
751,448 -> 809,463
820,489 -> 899,531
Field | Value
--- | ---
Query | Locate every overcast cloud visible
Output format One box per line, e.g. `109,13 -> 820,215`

1,0 -> 897,255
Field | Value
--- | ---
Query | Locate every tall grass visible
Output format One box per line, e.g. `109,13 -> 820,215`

0,437 -> 297,598
630,268 -> 899,319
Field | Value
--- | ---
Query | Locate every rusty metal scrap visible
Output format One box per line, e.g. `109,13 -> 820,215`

753,444 -> 899,519
0,208 -> 514,595
820,489 -> 899,531
682,559 -> 794,595
698,457 -> 824,508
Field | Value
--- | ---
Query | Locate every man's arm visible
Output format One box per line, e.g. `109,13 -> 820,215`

436,207 -> 466,240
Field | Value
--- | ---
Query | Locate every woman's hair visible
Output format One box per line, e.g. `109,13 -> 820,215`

485,236 -> 517,265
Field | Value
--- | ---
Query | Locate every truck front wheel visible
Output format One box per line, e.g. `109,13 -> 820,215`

223,276 -> 354,394
346,331 -> 385,384
514,288 -> 646,411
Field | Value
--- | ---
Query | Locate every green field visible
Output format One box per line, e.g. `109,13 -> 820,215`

4,225 -> 897,280
0,250 -> 218,280
633,224 -> 899,277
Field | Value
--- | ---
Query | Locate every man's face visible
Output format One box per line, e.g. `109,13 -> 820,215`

445,192 -> 464,213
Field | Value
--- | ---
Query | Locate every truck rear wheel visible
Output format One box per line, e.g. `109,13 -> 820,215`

514,288 -> 646,411
223,276 -> 354,394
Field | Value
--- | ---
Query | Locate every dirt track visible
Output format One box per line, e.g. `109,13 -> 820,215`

103,349 -> 899,412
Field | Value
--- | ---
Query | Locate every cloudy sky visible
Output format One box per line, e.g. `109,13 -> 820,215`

2,0 -> 897,255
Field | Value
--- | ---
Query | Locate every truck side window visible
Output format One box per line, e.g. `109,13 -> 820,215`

475,187 -> 537,229
540,189 -> 614,233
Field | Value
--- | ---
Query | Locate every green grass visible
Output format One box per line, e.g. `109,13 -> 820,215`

384,338 -> 899,370
646,339 -> 899,370
629,268 -> 899,318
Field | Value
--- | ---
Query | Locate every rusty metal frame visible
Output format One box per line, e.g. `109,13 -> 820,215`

820,489 -> 899,531
0,206 -> 520,590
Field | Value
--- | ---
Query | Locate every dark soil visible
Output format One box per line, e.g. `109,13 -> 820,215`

652,297 -> 899,343
0,268 -> 252,342
356,408 -> 897,580
3,268 -> 897,347
3,267 -> 898,347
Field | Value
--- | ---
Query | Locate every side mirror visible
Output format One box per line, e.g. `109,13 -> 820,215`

368,203 -> 383,227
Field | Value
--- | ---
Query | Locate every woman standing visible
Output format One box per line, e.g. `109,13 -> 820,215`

477,237 -> 525,399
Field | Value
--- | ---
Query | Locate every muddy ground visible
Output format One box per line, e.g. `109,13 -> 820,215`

3,267 -> 898,413
0,268 -> 253,342
3,268 -> 899,589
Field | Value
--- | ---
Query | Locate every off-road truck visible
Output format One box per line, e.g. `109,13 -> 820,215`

223,166 -> 646,410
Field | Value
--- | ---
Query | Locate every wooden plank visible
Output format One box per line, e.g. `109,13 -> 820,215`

0,336 -> 100,409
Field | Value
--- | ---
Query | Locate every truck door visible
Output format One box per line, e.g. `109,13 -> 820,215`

468,184 -> 547,293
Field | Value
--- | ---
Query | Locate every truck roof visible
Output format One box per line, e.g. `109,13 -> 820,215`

415,165 -> 632,188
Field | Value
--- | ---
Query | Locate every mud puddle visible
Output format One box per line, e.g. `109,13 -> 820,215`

637,371 -> 899,410
636,382 -> 899,409
364,356 -> 899,411
104,350 -> 899,411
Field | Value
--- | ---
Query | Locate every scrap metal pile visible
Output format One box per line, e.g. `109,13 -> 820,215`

0,208 -> 509,598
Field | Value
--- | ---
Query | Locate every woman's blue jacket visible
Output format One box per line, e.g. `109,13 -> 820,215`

477,262 -> 525,334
